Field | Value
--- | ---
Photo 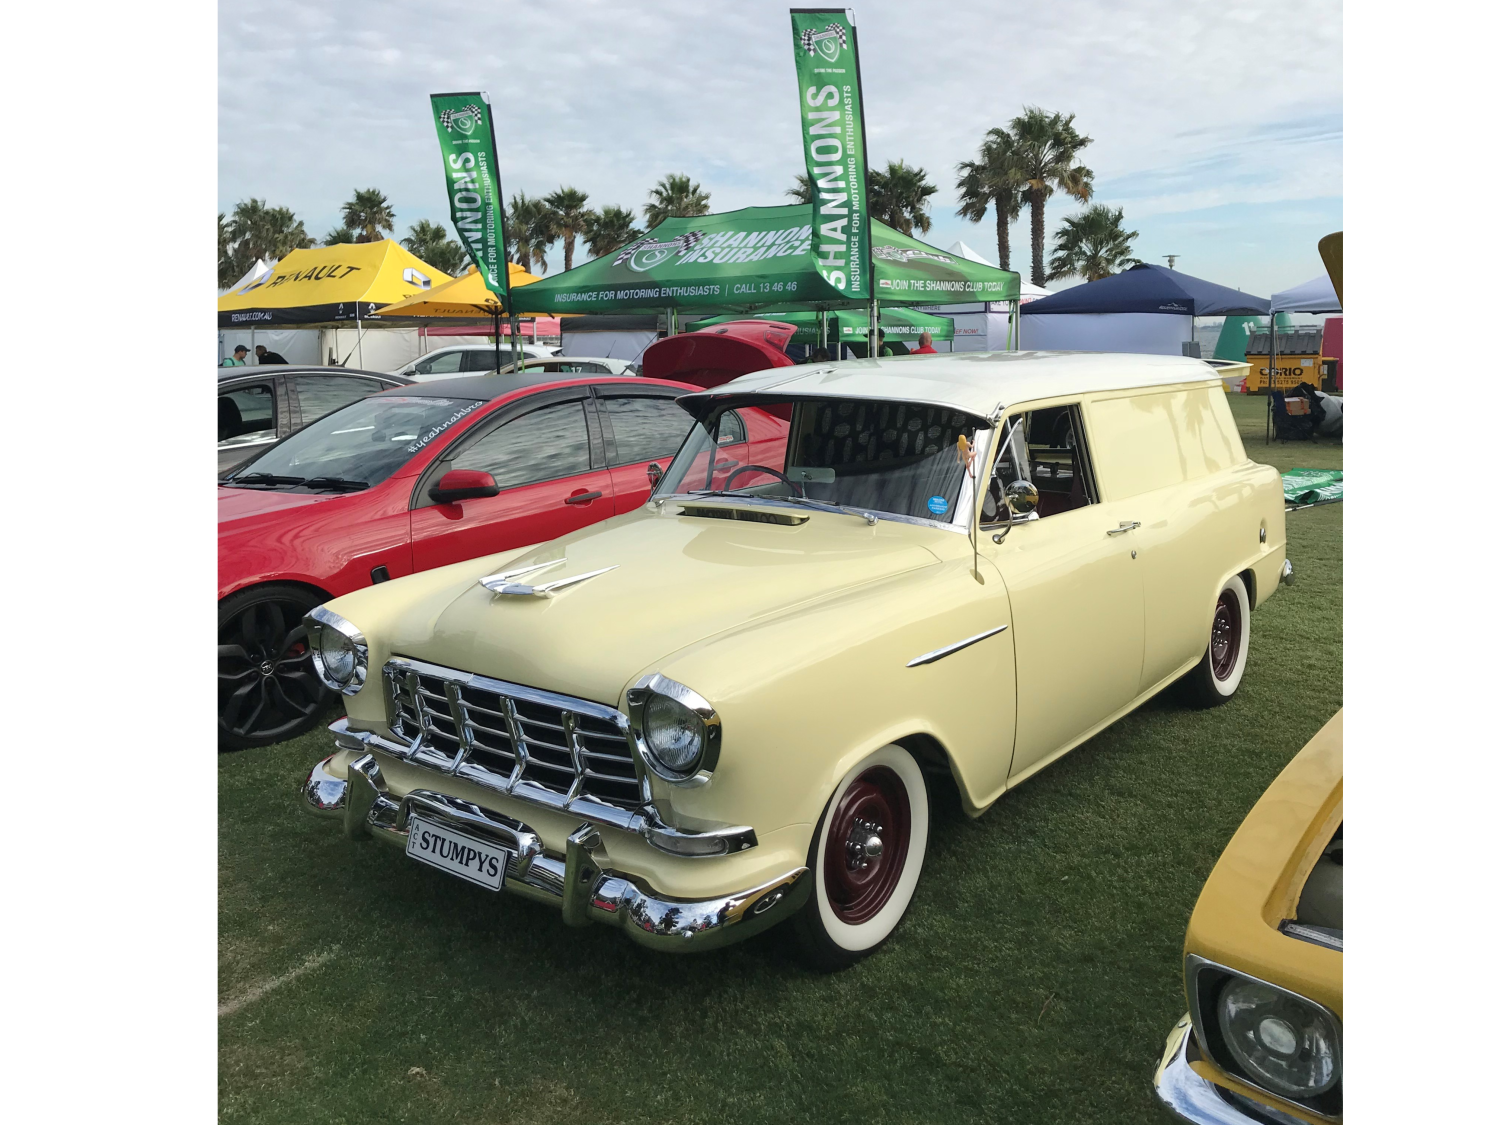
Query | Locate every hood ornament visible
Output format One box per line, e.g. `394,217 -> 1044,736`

478,559 -> 618,598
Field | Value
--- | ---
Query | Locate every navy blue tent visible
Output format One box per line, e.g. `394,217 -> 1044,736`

1020,264 -> 1269,317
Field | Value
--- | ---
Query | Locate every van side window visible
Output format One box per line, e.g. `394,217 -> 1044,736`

982,404 -> 1097,524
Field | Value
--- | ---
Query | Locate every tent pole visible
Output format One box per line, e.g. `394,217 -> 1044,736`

510,312 -> 521,368
1266,316 -> 1277,444
494,311 -> 501,370
355,306 -> 364,369
869,296 -> 879,357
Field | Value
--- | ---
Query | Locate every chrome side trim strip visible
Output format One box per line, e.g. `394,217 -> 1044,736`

906,624 -> 1008,668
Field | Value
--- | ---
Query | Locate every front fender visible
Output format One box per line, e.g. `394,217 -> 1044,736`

644,553 -> 1017,836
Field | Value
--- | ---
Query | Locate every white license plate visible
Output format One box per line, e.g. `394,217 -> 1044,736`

405,815 -> 510,891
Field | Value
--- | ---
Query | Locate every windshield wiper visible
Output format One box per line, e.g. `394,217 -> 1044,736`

227,472 -> 306,487
777,495 -> 880,525
302,477 -> 369,492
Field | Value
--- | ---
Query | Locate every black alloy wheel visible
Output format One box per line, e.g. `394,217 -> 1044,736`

218,583 -> 332,750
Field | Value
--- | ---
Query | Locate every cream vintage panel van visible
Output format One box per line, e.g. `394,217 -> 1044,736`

299,351 -> 1291,969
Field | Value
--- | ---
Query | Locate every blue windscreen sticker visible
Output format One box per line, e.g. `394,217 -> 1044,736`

926,495 -> 949,516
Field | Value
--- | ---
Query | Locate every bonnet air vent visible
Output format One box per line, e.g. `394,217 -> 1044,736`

677,505 -> 809,526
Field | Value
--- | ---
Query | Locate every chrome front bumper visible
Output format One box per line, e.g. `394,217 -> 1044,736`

301,753 -> 809,953
1153,1015 -> 1312,1125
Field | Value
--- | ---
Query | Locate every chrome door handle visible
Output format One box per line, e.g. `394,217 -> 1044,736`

1107,521 -> 1141,535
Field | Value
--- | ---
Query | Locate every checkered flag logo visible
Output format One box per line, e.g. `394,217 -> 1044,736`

800,24 -> 847,58
614,230 -> 706,270
439,103 -> 484,133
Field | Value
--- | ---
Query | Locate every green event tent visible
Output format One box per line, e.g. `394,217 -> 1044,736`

686,307 -> 953,346
512,204 -> 1020,316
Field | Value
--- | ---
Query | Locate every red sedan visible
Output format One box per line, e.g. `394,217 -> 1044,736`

218,372 -> 784,749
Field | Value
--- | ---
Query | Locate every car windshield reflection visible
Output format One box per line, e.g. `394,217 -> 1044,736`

222,396 -> 485,490
656,398 -> 986,526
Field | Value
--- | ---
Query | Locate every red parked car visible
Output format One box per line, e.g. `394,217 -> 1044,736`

218,371 -> 786,749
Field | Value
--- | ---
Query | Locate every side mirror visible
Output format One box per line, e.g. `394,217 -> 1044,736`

646,462 -> 664,489
1004,479 -> 1039,518
429,469 -> 499,505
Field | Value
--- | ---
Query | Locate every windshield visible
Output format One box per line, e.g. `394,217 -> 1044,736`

657,398 -> 986,526
222,395 -> 485,490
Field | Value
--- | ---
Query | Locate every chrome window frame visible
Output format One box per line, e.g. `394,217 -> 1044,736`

1185,953 -> 1343,1119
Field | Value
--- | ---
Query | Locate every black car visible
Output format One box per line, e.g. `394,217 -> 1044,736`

217,366 -> 411,476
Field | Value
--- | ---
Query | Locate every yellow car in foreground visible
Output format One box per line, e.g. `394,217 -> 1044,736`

1155,711 -> 1343,1123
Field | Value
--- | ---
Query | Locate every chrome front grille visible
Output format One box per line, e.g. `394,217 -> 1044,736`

384,657 -> 643,811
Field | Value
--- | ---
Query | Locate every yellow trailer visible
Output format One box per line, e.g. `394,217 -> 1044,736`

1244,327 -> 1323,393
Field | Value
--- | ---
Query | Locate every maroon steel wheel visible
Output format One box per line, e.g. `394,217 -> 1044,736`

1209,589 -> 1243,681
823,766 -> 912,925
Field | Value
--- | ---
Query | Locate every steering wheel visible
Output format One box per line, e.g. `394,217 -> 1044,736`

723,464 -> 801,495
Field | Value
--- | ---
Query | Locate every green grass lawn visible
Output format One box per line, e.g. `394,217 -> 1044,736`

219,400 -> 1342,1124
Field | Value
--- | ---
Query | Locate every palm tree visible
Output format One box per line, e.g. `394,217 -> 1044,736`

341,188 -> 396,243
401,219 -> 466,275
867,160 -> 937,236
643,174 -> 710,229
786,174 -> 812,204
543,187 -> 592,271
582,205 -> 644,259
1010,107 -> 1095,287
323,226 -> 356,246
1046,205 -> 1141,282
222,198 -> 314,282
507,192 -> 558,274
218,213 -> 236,288
955,128 -> 1024,271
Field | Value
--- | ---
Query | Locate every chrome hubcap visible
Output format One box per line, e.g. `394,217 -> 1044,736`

845,816 -> 885,870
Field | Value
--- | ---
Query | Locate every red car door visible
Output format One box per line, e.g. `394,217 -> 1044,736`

409,387 -> 615,570
594,383 -> 700,512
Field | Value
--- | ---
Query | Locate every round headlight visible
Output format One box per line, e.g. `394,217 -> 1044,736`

1218,979 -> 1340,1097
306,609 -> 368,695
315,627 -> 357,685
643,692 -> 705,774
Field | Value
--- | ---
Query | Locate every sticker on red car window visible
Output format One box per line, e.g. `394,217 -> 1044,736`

404,400 -> 485,454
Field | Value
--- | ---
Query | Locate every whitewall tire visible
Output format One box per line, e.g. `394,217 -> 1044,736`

793,743 -> 929,971
1185,574 -> 1251,707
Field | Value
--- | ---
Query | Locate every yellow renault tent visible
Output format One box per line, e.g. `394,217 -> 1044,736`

372,262 -> 543,318
217,240 -> 453,327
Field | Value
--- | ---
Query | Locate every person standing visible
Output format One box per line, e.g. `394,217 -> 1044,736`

222,345 -> 249,367
910,331 -> 938,355
876,330 -> 894,358
255,345 -> 289,364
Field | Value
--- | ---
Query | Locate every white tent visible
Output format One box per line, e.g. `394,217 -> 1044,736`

945,241 -> 1051,301
1271,274 -> 1341,314
220,257 -> 276,298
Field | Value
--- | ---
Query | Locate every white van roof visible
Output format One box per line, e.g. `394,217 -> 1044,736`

678,350 -> 1219,421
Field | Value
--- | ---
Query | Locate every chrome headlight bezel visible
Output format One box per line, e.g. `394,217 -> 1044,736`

625,673 -> 721,787
305,606 -> 369,696
1186,954 -> 1342,1115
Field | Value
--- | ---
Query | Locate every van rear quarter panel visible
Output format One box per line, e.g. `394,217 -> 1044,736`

1083,382 -> 1284,687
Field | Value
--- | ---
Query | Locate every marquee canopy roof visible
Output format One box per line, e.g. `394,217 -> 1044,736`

1020,263 -> 1269,318
512,204 -> 1020,315
217,240 -> 453,327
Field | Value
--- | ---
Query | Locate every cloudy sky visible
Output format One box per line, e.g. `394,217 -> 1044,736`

219,0 -> 1341,297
